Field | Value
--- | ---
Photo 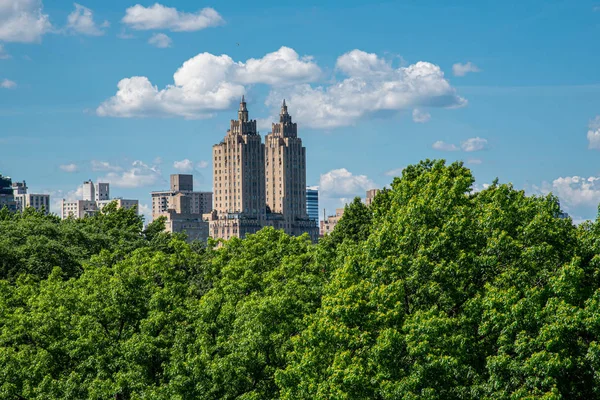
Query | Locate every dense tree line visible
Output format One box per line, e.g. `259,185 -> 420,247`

2,160 -> 600,399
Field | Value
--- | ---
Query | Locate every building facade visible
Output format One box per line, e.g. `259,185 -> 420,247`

306,187 -> 319,223
11,181 -> 50,214
365,188 -> 380,206
61,180 -> 137,219
206,98 -> 318,242
151,174 -> 212,243
0,174 -> 16,212
320,208 -> 345,236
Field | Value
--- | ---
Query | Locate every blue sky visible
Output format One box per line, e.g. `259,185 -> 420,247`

1,0 -> 600,223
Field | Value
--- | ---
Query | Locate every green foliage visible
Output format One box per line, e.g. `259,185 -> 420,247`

4,159 -> 600,399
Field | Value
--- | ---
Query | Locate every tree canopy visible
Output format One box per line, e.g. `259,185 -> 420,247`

2,160 -> 600,399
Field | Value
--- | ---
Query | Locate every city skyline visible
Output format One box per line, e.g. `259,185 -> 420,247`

1,1 -> 600,224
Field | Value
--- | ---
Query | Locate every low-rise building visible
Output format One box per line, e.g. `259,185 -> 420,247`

12,181 -> 50,214
61,180 -> 137,219
320,208 -> 345,236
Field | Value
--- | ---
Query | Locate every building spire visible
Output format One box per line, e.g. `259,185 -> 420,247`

280,98 -> 288,116
238,95 -> 248,121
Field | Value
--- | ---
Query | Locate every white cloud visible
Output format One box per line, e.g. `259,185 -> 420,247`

452,62 -> 481,77
0,0 -> 52,43
138,203 -> 152,224
122,3 -> 224,32
461,137 -> 488,152
551,176 -> 600,208
59,163 -> 78,172
267,50 -> 466,129
432,140 -> 459,151
0,44 -> 10,59
98,160 -> 163,188
384,167 -> 404,177
91,160 -> 122,172
97,47 -> 320,118
412,108 -> 431,123
173,158 -> 194,172
148,32 -> 171,48
319,168 -> 377,198
197,160 -> 209,169
587,116 -> 600,150
66,3 -> 108,36
467,158 -> 482,165
1,79 -> 16,88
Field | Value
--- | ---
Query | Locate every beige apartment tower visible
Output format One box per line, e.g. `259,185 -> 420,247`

208,97 -> 266,240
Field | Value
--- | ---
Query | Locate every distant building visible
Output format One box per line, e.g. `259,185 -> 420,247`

206,97 -> 318,242
151,174 -> 212,219
306,187 -> 319,223
151,174 -> 212,243
365,188 -> 380,206
12,181 -> 50,214
320,208 -> 345,236
61,180 -> 137,219
0,174 -> 16,212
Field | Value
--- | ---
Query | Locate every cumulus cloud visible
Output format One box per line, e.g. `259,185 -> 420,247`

91,160 -> 122,172
59,163 -> 78,172
384,167 -> 404,177
197,160 -> 209,169
461,137 -> 488,152
268,49 -> 466,128
587,116 -> 600,150
173,158 -> 194,172
148,32 -> 171,48
412,108 -> 431,123
0,79 -> 16,88
551,176 -> 600,208
97,47 -> 320,118
452,62 -> 481,77
66,3 -> 108,36
138,203 -> 152,223
0,44 -> 10,59
122,3 -> 224,31
432,141 -> 459,151
0,0 -> 52,43
98,160 -> 163,188
319,168 -> 377,198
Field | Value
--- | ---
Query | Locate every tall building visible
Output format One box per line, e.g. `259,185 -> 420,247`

151,174 -> 212,219
12,181 -> 50,214
62,180 -> 137,219
206,98 -> 318,242
306,187 -> 319,223
206,97 -> 266,240
321,208 -> 345,236
151,174 -> 212,242
0,174 -> 16,212
365,188 -> 380,206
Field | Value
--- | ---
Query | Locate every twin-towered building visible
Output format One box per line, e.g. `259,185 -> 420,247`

205,97 -> 318,241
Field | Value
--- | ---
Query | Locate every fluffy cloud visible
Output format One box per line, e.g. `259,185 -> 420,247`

461,137 -> 487,152
319,168 -> 377,198
197,160 -> 209,169
173,158 -> 194,172
0,0 -> 52,43
412,108 -> 431,123
384,167 -> 404,177
98,160 -> 163,188
97,47 -> 320,118
268,50 -> 466,128
59,163 -> 78,172
122,3 -> 224,31
0,44 -> 10,59
148,32 -> 172,48
432,137 -> 487,152
138,203 -> 152,223
0,79 -> 16,88
66,3 -> 108,36
452,62 -> 481,77
432,141 -> 459,151
551,176 -> 600,208
91,160 -> 122,172
587,116 -> 600,150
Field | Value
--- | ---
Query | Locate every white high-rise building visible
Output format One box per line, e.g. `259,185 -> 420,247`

12,181 -> 50,214
61,180 -> 137,219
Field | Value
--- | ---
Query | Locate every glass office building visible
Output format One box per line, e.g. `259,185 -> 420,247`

306,187 -> 319,223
